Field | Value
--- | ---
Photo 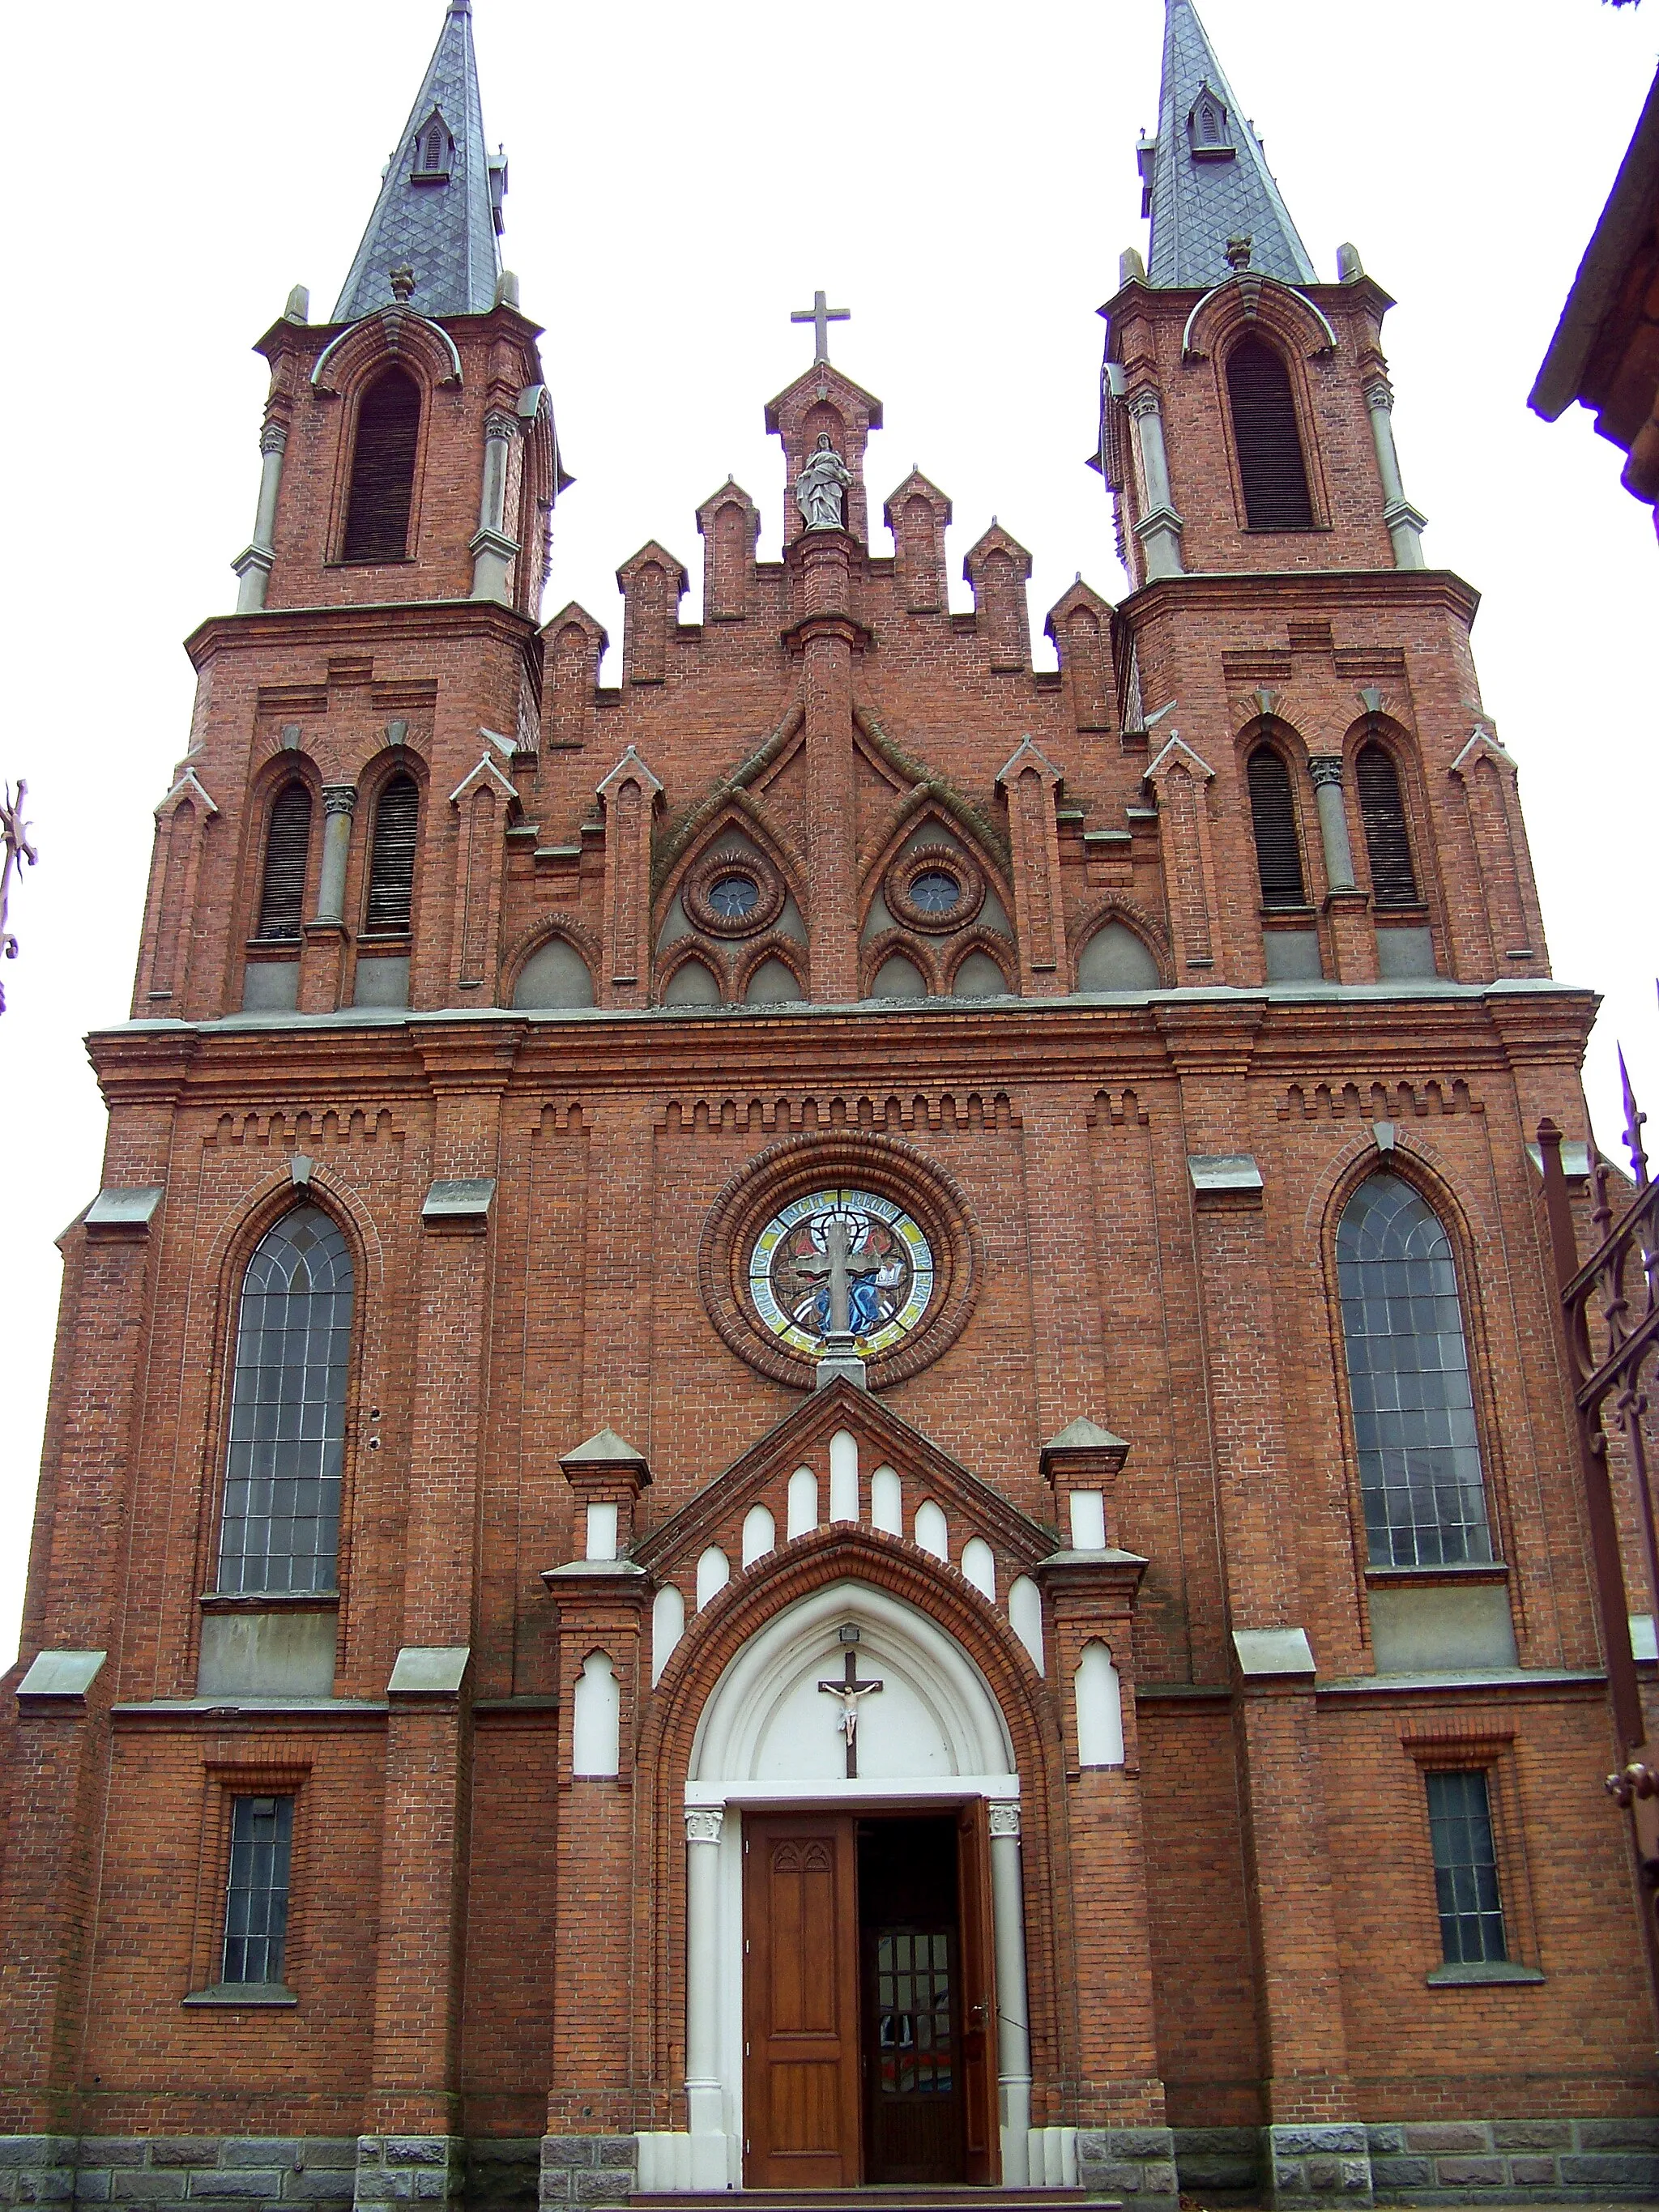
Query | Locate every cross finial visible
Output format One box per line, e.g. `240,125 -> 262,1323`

791,288 -> 850,364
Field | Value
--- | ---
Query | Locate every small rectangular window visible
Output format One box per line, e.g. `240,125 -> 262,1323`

223,1794 -> 294,1986
1425,1769 -> 1507,1965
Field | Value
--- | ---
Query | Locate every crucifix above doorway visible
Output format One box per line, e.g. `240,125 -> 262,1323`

817,1643 -> 884,1776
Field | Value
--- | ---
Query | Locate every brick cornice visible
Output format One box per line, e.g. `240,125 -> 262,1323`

185,597 -> 539,671
87,984 -> 1600,1110
1118,567 -> 1482,632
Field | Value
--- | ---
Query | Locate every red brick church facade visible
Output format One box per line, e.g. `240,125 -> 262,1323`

2,2 -> 1654,2206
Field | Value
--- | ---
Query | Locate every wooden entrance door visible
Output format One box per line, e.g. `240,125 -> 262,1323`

742,1814 -> 862,2188
955,1798 -> 1000,2184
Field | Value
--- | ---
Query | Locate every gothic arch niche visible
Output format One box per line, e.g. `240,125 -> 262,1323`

859,805 -> 1016,1001
241,760 -> 320,1011
658,815 -> 808,1007
672,1576 -> 1025,2192
512,931 -> 596,1011
1073,901 -> 1166,992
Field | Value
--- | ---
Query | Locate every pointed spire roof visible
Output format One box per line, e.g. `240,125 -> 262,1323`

334,0 -> 504,324
1143,0 -> 1316,291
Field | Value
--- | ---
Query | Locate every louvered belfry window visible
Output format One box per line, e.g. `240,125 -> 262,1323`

1357,740 -> 1419,906
365,773 -> 420,932
342,369 -> 421,563
1247,747 -> 1307,908
256,783 -> 312,940
1226,337 -> 1315,531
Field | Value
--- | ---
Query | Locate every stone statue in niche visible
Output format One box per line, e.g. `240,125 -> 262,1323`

795,434 -> 853,531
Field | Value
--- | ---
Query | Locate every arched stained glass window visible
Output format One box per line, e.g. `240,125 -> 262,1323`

1336,1174 -> 1492,1568
218,1206 -> 354,1594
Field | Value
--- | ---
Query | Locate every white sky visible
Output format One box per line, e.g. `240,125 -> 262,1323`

1,0 -> 1655,1671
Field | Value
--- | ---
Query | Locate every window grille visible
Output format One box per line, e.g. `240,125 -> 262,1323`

1425,1769 -> 1508,1965
1247,747 -> 1307,908
342,369 -> 421,564
1336,1173 -> 1493,1567
1356,740 -> 1419,906
222,1794 -> 294,1986
217,1205 -> 353,1594
1226,337 -> 1314,530
365,773 -> 419,933
256,784 -> 312,940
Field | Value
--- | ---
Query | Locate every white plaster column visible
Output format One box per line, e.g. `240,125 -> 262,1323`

232,421 -> 288,612
684,1805 -> 729,2184
470,410 -> 519,603
313,784 -> 358,925
1307,757 -> 1357,893
1126,389 -> 1185,580
1364,376 -> 1428,569
988,1799 -> 1033,2185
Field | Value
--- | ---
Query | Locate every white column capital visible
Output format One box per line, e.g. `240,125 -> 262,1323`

987,1798 -> 1021,1839
684,1805 -> 725,1845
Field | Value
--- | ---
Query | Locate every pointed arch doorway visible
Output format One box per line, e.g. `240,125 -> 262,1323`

676,1579 -> 1033,2192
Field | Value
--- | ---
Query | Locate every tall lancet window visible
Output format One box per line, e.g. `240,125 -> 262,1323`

365,772 -> 420,933
1226,337 -> 1314,530
1247,745 -> 1307,908
1356,741 -> 1419,906
1336,1174 -> 1493,1569
343,369 -> 421,564
256,784 -> 313,940
217,1206 -> 354,1594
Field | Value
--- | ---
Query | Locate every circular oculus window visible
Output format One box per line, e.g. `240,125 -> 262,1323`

709,873 -> 760,920
885,843 -> 986,934
748,1188 -> 935,1360
683,847 -> 787,937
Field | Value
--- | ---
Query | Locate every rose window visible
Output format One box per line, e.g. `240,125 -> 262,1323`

908,870 -> 962,915
709,874 -> 761,922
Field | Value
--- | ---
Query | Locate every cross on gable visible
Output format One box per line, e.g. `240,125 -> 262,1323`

791,289 -> 850,365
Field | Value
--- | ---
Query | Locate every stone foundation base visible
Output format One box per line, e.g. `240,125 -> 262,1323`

0,2137 -> 357,2210
354,2137 -> 464,2211
1266,2123 -> 1374,2206
1173,2126 -> 1262,2196
1368,2116 -> 1659,2202
535,2138 -> 635,2210
1077,2125 -> 1179,2198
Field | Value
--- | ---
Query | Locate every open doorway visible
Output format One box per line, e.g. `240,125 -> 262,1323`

859,1815 -> 966,2183
741,1803 -> 998,2189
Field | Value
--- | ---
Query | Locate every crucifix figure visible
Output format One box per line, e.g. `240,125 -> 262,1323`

793,1213 -> 882,1338
791,288 -> 850,364
817,1645 -> 884,1777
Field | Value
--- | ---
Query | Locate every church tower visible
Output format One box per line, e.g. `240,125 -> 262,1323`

2,6 -> 1653,2210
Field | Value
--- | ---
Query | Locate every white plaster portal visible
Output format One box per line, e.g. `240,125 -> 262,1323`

676,1577 -> 1030,2190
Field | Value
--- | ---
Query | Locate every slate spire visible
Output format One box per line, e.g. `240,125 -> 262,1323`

1141,0 -> 1316,289
334,0 -> 505,324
